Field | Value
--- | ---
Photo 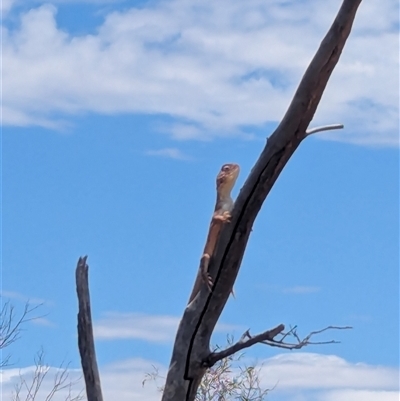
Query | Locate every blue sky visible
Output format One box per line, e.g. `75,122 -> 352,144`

1,0 -> 399,400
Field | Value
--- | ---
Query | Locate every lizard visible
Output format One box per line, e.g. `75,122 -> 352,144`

188,163 -> 240,304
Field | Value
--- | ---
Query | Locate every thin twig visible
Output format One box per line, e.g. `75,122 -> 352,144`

0,301 -> 43,350
306,123 -> 344,136
262,325 -> 352,350
207,325 -> 352,366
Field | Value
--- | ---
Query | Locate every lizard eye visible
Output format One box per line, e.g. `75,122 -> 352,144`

222,164 -> 231,171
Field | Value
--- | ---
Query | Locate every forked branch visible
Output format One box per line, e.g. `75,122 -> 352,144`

1,300 -> 43,368
207,325 -> 352,366
206,324 -> 285,366
0,301 -> 42,351
11,348 -> 84,401
262,325 -> 352,350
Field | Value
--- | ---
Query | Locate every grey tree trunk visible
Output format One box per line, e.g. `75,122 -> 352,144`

76,256 -> 104,401
161,1 -> 363,400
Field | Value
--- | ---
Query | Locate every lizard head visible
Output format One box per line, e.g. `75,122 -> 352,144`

216,163 -> 240,194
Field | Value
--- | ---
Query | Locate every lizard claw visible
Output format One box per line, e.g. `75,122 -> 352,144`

205,274 -> 213,292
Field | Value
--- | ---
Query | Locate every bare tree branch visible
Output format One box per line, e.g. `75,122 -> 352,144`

76,256 -> 103,401
261,325 -> 353,350
206,324 -> 285,366
306,123 -> 344,136
207,325 -> 351,366
0,300 -> 43,367
12,349 -> 84,401
0,301 -> 42,349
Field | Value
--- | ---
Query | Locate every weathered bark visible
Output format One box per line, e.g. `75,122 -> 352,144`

76,256 -> 104,401
161,1 -> 363,400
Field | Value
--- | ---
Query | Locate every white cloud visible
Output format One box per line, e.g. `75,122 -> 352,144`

1,290 -> 46,305
0,0 -> 16,16
257,284 -> 322,295
145,147 -> 192,160
322,389 -> 399,401
1,364 -> 84,401
94,312 -> 180,342
2,0 -> 398,146
1,353 -> 397,401
1,358 -> 162,401
282,286 -> 321,294
260,353 -> 398,390
258,353 -> 399,400
101,358 -> 164,400
31,317 -> 56,327
93,311 -> 240,341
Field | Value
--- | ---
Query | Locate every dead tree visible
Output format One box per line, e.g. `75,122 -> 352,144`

76,256 -> 104,401
161,1 -> 363,400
